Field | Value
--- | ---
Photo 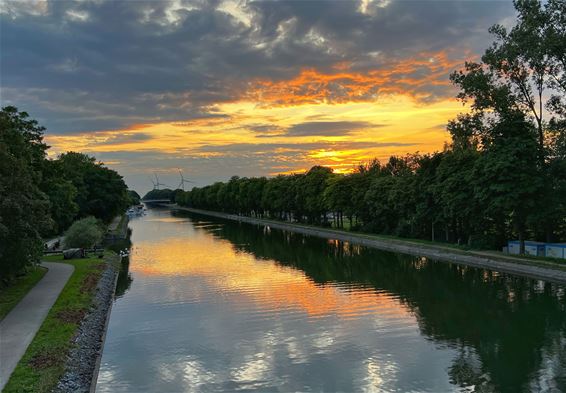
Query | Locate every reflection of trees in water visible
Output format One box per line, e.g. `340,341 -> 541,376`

108,228 -> 134,298
184,213 -> 566,393
115,255 -> 133,298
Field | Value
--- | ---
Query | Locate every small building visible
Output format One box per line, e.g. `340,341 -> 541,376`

507,240 -> 546,257
545,243 -> 566,259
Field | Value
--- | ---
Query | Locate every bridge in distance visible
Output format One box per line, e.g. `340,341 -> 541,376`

142,199 -> 172,205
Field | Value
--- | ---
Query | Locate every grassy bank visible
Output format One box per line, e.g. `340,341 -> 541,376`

0,267 -> 47,321
3,254 -> 109,393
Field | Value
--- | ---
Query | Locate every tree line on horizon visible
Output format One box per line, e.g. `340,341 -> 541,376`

175,0 -> 566,252
0,107 -> 134,282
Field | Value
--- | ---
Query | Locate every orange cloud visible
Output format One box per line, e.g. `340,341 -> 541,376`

245,51 -> 464,107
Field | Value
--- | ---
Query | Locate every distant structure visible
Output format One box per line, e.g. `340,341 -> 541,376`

177,169 -> 194,191
507,240 -> 546,257
149,173 -> 169,190
545,243 -> 566,259
507,240 -> 566,259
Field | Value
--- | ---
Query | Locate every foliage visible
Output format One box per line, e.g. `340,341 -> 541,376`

40,160 -> 79,234
142,188 -> 175,201
0,107 -> 53,281
0,106 -> 132,277
128,190 -> 141,205
448,0 -> 566,250
63,217 -> 103,249
56,152 -> 130,223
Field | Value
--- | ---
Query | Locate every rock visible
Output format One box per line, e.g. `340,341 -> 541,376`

63,248 -> 83,259
54,260 -> 117,392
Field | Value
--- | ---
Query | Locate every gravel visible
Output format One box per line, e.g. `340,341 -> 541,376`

55,260 -> 118,393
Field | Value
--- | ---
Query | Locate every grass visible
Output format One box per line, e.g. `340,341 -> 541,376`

3,254 -> 109,393
0,266 -> 47,321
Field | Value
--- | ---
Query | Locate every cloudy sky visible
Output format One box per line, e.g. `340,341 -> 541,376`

1,0 -> 517,194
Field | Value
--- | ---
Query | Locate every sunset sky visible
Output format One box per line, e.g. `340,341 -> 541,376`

1,0 -> 517,194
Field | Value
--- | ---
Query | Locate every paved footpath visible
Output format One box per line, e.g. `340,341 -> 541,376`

0,262 -> 74,390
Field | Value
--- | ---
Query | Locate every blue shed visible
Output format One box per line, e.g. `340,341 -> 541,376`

508,240 -> 546,257
544,243 -> 566,259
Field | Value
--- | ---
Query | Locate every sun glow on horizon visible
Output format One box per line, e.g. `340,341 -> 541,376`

45,92 -> 464,182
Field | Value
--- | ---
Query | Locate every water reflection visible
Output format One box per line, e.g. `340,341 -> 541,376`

97,209 -> 566,393
115,255 -> 133,298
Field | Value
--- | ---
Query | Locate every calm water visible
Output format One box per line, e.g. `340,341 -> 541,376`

97,208 -> 566,392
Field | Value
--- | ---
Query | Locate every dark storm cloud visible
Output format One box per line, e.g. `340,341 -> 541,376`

1,0 -> 516,134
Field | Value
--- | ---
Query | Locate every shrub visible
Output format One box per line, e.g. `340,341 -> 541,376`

64,217 -> 103,249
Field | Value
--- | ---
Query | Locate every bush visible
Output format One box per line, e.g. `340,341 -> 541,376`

63,217 -> 103,249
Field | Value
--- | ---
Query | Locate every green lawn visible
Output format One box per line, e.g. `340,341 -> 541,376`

0,266 -> 47,321
3,254 -> 109,393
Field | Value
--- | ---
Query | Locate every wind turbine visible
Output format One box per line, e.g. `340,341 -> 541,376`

177,168 -> 195,191
148,175 -> 158,190
153,173 -> 170,189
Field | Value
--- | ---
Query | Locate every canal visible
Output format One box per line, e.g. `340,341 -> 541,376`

96,208 -> 565,392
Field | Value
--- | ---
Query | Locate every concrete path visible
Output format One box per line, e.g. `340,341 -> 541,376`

0,262 -> 74,390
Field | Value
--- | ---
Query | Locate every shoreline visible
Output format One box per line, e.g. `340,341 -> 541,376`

173,206 -> 566,285
54,255 -> 119,393
88,256 -> 120,393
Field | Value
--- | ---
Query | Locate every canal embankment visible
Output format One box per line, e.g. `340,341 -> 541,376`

174,206 -> 566,284
55,253 -> 120,393
2,253 -> 120,393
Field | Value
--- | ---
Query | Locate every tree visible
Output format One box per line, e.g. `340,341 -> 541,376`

142,188 -> 174,202
64,217 -> 103,249
450,0 -> 566,159
434,149 -> 481,245
473,114 -> 543,252
41,159 -> 79,234
57,152 -> 130,222
448,0 -> 566,251
324,174 -> 350,228
128,190 -> 141,205
297,166 -> 333,224
0,107 -> 52,281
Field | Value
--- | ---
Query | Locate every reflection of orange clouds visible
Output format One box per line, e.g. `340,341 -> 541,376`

133,235 -> 412,320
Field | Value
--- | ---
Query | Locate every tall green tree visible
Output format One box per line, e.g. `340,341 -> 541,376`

57,152 -> 130,222
449,0 -> 566,251
0,107 -> 52,280
40,159 -> 79,234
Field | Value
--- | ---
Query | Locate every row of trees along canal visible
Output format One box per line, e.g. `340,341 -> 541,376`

171,1 -> 566,253
0,107 -> 139,283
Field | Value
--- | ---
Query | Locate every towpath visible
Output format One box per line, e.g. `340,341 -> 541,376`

0,262 -> 74,390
